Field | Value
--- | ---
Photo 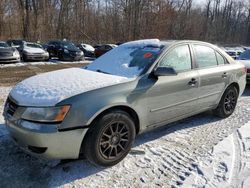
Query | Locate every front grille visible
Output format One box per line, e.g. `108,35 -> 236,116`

6,98 -> 19,116
0,52 -> 12,57
33,53 -> 44,55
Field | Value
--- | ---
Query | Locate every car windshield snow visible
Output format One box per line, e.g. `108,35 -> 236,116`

86,40 -> 165,78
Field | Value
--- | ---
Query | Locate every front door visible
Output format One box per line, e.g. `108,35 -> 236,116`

146,44 -> 200,126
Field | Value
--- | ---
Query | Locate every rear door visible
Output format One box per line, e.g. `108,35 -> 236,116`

146,44 -> 200,126
192,44 -> 230,108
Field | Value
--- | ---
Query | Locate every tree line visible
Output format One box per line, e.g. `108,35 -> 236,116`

0,0 -> 249,45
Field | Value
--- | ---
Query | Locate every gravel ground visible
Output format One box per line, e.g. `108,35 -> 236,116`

0,61 -> 89,86
0,85 -> 249,188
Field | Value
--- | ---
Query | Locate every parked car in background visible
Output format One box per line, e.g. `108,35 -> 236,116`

223,46 -> 245,59
94,44 -> 117,58
94,44 -> 102,49
77,43 -> 95,57
19,42 -> 49,62
237,49 -> 250,83
6,40 -> 25,50
47,40 -> 84,61
3,39 -> 246,167
0,41 -> 20,63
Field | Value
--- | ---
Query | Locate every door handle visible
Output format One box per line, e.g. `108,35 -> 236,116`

222,72 -> 228,78
188,78 -> 197,86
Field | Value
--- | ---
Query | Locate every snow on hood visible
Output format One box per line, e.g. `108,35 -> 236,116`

237,60 -> 250,68
10,68 -> 130,106
23,47 -> 46,53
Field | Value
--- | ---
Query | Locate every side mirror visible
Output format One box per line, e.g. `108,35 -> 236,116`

154,66 -> 177,77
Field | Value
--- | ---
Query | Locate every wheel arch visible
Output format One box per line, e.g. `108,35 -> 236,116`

228,82 -> 240,94
88,105 -> 140,135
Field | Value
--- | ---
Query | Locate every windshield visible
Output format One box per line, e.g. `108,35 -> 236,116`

60,41 -> 78,51
239,50 -> 250,60
86,39 -> 164,78
26,43 -> 42,49
0,42 -> 9,48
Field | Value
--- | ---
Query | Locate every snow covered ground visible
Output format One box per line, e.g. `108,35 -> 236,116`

0,86 -> 250,187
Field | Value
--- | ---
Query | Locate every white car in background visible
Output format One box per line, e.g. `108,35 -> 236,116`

19,42 -> 49,62
224,47 -> 244,60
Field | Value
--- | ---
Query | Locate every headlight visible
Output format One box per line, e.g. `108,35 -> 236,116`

21,105 -> 70,123
64,49 -> 69,53
13,50 -> 20,57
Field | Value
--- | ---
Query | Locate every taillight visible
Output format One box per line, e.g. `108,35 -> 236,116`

247,69 -> 250,73
241,67 -> 247,73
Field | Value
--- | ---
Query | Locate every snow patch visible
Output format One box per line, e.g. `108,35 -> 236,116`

10,68 -> 131,106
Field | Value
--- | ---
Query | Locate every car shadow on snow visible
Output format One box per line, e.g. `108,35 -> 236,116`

0,86 -> 249,187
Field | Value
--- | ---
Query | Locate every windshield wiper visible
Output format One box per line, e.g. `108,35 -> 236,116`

96,69 -> 110,75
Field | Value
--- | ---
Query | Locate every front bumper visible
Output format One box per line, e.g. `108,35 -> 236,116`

0,56 -> 20,63
5,118 -> 88,159
62,53 -> 84,61
24,54 -> 49,61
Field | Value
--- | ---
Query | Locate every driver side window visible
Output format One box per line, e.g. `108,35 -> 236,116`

159,45 -> 192,72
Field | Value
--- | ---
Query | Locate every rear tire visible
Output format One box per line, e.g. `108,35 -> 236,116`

213,86 -> 239,118
83,110 -> 136,167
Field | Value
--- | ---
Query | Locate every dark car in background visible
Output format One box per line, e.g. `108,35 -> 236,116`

77,43 -> 95,57
47,40 -> 84,61
94,44 -> 117,58
0,41 -> 20,63
6,40 -> 25,50
19,42 -> 49,61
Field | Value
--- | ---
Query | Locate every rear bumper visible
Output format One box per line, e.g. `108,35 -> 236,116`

5,119 -> 88,159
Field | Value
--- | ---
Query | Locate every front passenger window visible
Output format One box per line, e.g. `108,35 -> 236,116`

159,45 -> 192,72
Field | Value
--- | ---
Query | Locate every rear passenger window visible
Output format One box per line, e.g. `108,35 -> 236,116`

159,45 -> 192,72
216,52 -> 225,65
194,45 -> 217,68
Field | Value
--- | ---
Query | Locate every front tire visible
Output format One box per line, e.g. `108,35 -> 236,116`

83,110 -> 136,167
213,86 -> 239,118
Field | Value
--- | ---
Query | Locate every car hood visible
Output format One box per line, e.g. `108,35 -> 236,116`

0,47 -> 15,53
237,60 -> 250,68
23,47 -> 46,53
10,68 -> 131,106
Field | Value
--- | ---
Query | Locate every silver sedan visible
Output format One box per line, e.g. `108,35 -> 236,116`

3,39 -> 246,166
